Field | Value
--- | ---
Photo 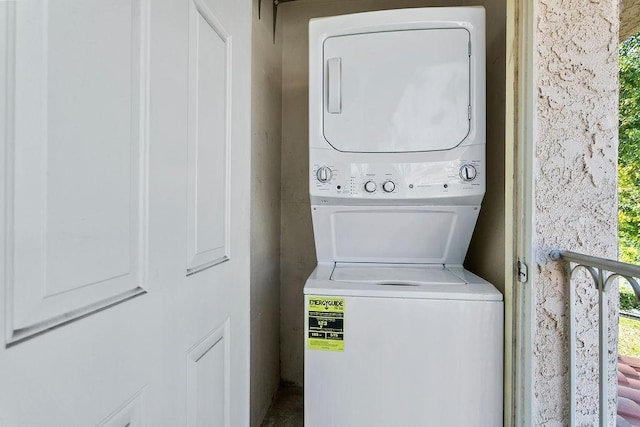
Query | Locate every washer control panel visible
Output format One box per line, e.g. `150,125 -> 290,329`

310,148 -> 484,203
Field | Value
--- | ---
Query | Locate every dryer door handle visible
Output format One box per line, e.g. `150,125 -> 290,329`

327,57 -> 342,114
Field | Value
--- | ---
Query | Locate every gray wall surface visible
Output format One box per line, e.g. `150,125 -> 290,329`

279,0 -> 506,386
250,0 -> 283,424
464,0 -> 506,291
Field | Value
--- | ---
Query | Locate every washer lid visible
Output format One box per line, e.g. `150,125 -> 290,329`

322,28 -> 471,153
331,263 -> 466,286
303,263 -> 503,301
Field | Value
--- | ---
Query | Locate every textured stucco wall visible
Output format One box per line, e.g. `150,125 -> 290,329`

280,0 -> 506,386
533,0 -> 619,424
250,0 -> 282,424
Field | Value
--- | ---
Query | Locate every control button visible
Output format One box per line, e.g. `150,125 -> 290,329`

316,166 -> 332,183
459,164 -> 478,182
382,181 -> 395,193
364,181 -> 377,193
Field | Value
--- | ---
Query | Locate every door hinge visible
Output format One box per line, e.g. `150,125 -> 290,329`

517,259 -> 528,283
468,105 -> 472,120
468,41 -> 472,57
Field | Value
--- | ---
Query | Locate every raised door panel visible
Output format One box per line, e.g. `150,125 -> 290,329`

186,0 -> 230,274
98,390 -> 145,427
187,321 -> 229,427
5,0 -> 148,343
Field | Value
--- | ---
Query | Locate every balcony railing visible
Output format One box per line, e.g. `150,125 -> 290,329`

549,250 -> 640,427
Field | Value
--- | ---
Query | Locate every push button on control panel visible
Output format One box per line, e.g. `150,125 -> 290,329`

364,180 -> 377,193
316,166 -> 333,183
382,181 -> 395,193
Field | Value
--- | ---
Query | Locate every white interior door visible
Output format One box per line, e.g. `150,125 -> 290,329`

0,0 -> 251,425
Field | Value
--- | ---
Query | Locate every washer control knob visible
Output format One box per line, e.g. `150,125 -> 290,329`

459,164 -> 478,182
364,180 -> 377,193
316,166 -> 332,183
382,181 -> 395,193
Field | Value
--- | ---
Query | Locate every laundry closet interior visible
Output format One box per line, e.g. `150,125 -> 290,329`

250,0 -> 508,425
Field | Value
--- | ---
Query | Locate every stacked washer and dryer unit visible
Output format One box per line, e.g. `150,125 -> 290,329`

304,6 -> 503,427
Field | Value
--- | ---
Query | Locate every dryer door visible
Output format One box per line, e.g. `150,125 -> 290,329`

323,28 -> 471,153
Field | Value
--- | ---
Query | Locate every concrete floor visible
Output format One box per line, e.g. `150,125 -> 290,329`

260,384 -> 303,427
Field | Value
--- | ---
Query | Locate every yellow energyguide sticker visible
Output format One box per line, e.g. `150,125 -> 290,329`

307,296 -> 345,352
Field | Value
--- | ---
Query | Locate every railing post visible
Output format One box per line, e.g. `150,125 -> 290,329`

597,268 -> 607,427
550,250 -> 640,427
568,268 -> 576,427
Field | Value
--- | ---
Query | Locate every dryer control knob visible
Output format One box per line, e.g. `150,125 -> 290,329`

316,166 -> 332,183
382,181 -> 395,193
459,164 -> 478,182
364,180 -> 377,193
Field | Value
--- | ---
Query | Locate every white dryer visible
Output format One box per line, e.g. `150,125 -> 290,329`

304,7 -> 503,427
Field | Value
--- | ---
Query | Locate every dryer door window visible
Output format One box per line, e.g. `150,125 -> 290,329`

323,28 -> 471,153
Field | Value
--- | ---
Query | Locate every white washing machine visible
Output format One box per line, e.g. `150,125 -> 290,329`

304,7 -> 503,427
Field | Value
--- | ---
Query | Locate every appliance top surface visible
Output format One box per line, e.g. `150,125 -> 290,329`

309,6 -> 485,30
304,263 -> 503,301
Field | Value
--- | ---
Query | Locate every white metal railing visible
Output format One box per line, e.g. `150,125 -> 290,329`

549,250 -> 640,427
